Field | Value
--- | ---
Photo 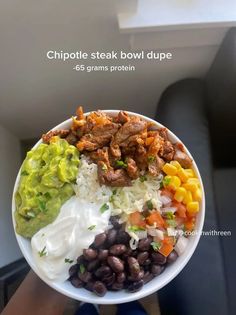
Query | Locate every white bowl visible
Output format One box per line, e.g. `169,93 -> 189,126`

12,110 -> 205,304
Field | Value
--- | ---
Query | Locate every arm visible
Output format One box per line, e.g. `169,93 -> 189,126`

1,270 -> 69,315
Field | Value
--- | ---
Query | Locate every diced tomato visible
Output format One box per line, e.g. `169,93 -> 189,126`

146,211 -> 165,228
184,218 -> 195,231
163,236 -> 175,246
161,188 -> 174,199
129,211 -> 146,228
157,236 -> 175,257
172,201 -> 187,219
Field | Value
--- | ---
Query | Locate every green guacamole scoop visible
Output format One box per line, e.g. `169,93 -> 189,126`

15,137 -> 80,238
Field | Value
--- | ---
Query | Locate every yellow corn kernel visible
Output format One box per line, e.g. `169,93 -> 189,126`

187,178 -> 200,187
177,168 -> 189,182
182,182 -> 198,193
174,187 -> 187,202
185,169 -> 195,178
193,188 -> 202,201
187,201 -> 199,214
162,163 -> 177,176
170,160 -> 181,170
183,190 -> 193,205
169,176 -> 181,190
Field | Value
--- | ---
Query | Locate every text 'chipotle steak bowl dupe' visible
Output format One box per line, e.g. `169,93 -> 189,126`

12,107 -> 205,304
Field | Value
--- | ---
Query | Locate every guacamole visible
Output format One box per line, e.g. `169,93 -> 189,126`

15,137 -> 80,238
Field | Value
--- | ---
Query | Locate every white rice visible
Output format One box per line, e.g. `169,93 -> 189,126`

74,156 -> 112,204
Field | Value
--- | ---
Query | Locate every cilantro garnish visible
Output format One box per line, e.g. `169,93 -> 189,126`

151,241 -> 162,251
140,175 -> 147,182
100,203 -> 109,213
44,192 -> 51,199
21,170 -> 29,176
115,160 -> 127,168
65,258 -> 73,264
79,264 -> 85,274
165,212 -> 175,220
38,200 -> 46,212
146,199 -> 153,210
38,246 -> 47,257
161,177 -> 171,188
147,156 -> 155,163
88,225 -> 96,231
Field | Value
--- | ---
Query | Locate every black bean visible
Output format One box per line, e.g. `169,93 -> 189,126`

111,282 -> 124,291
70,276 -> 83,288
93,233 -> 107,248
137,252 -> 149,265
142,258 -> 151,266
78,271 -> 92,283
85,281 -> 94,292
127,280 -> 144,293
151,264 -> 164,276
128,257 -> 140,276
69,264 -> 78,277
110,216 -> 122,229
138,237 -> 152,251
106,229 -> 117,246
128,269 -> 144,281
109,244 -> 127,256
93,281 -> 107,297
116,272 -> 126,283
95,266 -> 112,279
83,248 -> 97,261
117,230 -> 130,244
143,271 -> 154,284
98,249 -> 109,261
87,259 -> 100,272
122,247 -> 133,259
102,273 -> 116,286
107,256 -> 124,273
167,250 -> 178,264
151,252 -> 166,265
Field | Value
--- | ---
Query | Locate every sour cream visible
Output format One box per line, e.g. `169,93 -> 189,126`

31,196 -> 111,282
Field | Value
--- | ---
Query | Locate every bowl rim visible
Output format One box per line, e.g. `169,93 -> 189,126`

12,109 -> 205,304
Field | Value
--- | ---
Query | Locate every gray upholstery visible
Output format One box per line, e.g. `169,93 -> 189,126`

156,27 -> 236,315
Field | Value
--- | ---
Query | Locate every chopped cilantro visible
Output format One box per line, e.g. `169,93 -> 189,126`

65,258 -> 73,264
147,156 -> 155,163
165,212 -> 175,220
140,175 -> 147,182
21,170 -> 29,176
161,177 -> 171,188
151,241 -> 162,251
109,189 -> 117,202
146,199 -> 153,210
38,200 -> 46,212
44,192 -> 51,199
38,246 -> 47,257
128,225 -> 145,232
88,225 -> 96,231
115,160 -> 127,168
100,203 -> 109,213
79,264 -> 85,274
